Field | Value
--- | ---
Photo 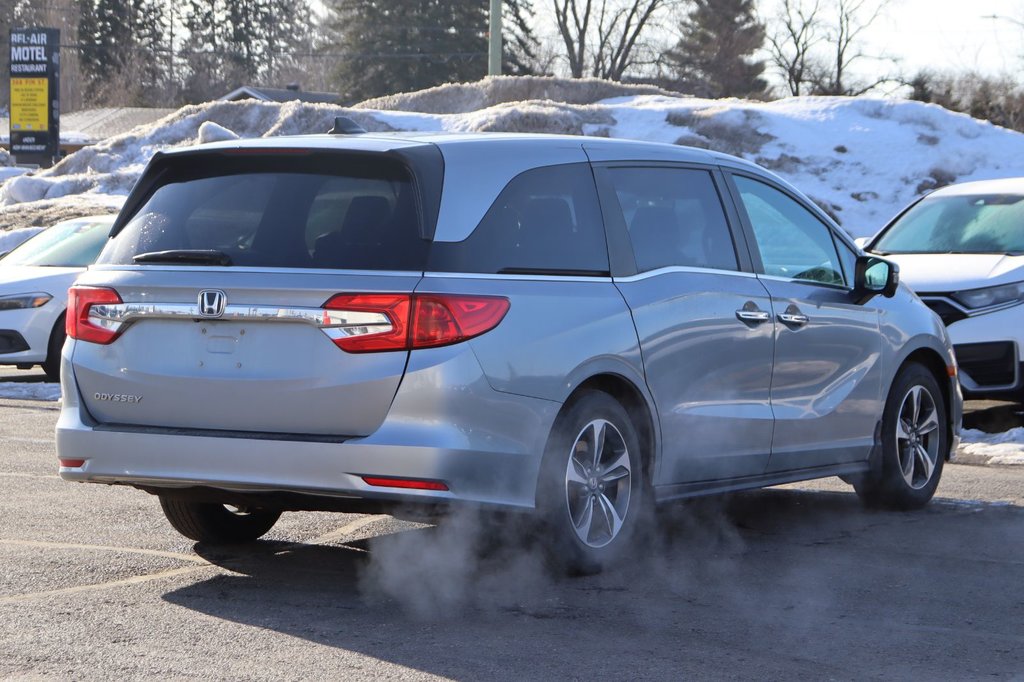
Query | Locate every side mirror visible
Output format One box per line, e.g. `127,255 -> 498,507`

854,237 -> 871,250
854,255 -> 898,303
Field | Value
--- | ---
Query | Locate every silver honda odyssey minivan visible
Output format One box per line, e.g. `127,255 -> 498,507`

57,125 -> 962,572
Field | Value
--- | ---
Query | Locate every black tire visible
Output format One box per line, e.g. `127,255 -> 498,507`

854,363 -> 947,510
41,313 -> 66,382
158,496 -> 282,544
536,390 -> 648,575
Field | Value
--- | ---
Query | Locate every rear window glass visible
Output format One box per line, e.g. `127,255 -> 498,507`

427,163 -> 609,276
99,153 -> 428,271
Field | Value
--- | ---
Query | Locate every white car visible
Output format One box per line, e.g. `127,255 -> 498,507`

0,215 -> 116,380
867,178 -> 1024,401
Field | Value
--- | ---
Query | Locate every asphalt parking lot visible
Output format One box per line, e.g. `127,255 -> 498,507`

1,368 -> 1022,680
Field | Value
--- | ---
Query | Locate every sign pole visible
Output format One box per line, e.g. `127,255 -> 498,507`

488,0 -> 502,77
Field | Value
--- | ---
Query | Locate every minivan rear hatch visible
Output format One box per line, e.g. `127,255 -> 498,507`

71,145 -> 441,438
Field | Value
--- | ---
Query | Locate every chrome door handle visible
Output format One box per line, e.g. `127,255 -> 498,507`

778,312 -> 809,326
736,309 -> 771,323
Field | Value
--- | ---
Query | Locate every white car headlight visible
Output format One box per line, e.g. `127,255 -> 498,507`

0,292 -> 53,311
951,281 -> 1024,310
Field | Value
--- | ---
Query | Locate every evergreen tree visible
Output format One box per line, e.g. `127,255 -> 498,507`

323,0 -> 488,103
77,0 -> 167,106
503,0 -> 543,76
182,0 -> 314,102
664,0 -> 768,99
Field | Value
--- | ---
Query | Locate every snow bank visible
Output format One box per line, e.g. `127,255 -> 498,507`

959,428 -> 1024,465
0,382 -> 61,402
356,75 -> 674,114
0,193 -> 123,232
5,77 -> 1024,236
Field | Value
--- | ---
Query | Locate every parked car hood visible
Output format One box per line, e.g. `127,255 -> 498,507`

0,266 -> 84,300
881,253 -> 1024,293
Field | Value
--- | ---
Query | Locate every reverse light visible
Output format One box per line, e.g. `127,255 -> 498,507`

67,286 -> 124,344
322,293 -> 509,353
951,281 -> 1024,310
0,292 -> 52,310
362,476 -> 449,491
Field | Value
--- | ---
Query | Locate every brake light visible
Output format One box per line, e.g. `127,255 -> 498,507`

67,286 -> 124,344
322,293 -> 509,353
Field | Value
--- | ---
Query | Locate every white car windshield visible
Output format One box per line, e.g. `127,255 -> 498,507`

874,194 -> 1024,255
1,217 -> 113,267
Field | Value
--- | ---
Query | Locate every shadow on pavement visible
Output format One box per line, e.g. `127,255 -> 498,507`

162,489 -> 1024,678
963,401 -> 1024,433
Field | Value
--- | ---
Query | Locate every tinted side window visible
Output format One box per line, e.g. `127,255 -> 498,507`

734,176 -> 845,286
427,164 -> 608,275
605,167 -> 738,272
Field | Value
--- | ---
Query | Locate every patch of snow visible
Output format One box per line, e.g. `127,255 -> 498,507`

0,382 -> 61,401
6,79 -> 1024,237
958,428 -> 1024,465
0,167 -> 27,183
198,120 -> 240,143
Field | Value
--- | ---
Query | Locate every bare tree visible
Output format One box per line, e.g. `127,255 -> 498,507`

766,0 -> 823,96
812,0 -> 890,95
767,0 -> 891,97
552,0 -> 668,80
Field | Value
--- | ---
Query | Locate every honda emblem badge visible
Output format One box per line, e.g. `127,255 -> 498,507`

198,289 -> 227,318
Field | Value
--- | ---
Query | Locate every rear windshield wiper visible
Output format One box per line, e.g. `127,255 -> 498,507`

132,250 -> 233,266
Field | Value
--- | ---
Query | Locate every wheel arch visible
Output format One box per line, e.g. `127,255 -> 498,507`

559,372 -> 659,484
894,345 -> 956,460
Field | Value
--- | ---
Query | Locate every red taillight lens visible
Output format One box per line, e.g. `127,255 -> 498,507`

322,293 -> 509,353
67,286 -> 123,345
411,294 -> 510,349
323,293 -> 411,352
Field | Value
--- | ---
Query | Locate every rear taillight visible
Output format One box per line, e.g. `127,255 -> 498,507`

322,293 -> 509,353
67,286 -> 124,345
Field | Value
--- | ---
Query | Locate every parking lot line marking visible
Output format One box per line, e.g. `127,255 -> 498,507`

307,515 -> 383,544
0,517 -> 385,605
0,565 -> 210,605
0,539 -> 208,564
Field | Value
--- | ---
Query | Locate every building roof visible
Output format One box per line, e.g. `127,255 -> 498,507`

1,107 -> 177,145
219,86 -> 341,104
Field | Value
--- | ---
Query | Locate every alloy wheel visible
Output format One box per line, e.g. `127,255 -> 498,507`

564,419 -> 632,548
895,385 -> 941,490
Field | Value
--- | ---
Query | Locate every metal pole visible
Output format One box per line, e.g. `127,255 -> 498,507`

488,0 -> 502,76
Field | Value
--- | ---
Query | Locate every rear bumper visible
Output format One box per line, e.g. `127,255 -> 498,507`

56,342 -> 561,510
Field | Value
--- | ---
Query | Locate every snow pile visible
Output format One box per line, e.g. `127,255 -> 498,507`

959,428 -> 1024,465
4,77 -> 1024,236
356,75 -> 674,114
0,194 -> 122,232
0,382 -> 61,402
0,147 -> 29,184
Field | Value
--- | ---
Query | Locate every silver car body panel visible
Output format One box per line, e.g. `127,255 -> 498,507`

71,267 -> 422,436
57,132 -> 963,510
